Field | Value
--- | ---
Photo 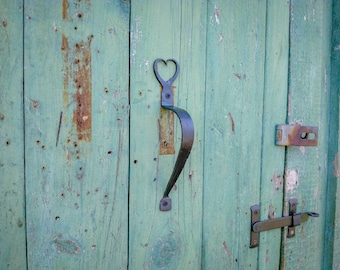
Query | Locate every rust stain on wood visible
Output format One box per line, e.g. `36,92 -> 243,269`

159,85 -> 175,155
159,108 -> 175,155
72,35 -> 93,141
268,203 -> 275,219
61,34 -> 93,142
2,19 -> 7,27
227,112 -> 235,134
222,241 -> 231,257
61,34 -> 70,107
62,0 -> 69,20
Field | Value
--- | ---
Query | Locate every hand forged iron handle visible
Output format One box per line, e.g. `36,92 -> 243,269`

153,58 -> 194,211
159,106 -> 194,211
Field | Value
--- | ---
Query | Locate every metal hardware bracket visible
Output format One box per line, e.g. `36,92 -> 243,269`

275,125 -> 318,146
250,198 -> 319,248
153,58 -> 194,211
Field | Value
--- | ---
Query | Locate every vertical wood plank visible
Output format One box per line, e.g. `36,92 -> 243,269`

129,1 -> 206,268
324,0 -> 340,268
0,1 -> 26,269
203,1 -> 266,268
283,1 -> 332,269
24,1 -> 129,268
258,1 -> 290,269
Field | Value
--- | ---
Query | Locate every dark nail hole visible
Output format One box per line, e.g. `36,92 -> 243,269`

55,216 -> 60,220
134,160 -> 138,164
41,145 -> 46,150
74,26 -> 78,30
104,87 -> 109,93
6,140 -> 10,146
108,151 -> 112,155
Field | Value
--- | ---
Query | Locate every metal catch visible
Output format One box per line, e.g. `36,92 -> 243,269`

249,198 -> 319,248
275,125 -> 318,146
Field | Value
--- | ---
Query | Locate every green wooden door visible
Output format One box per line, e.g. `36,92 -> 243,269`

1,1 -> 340,269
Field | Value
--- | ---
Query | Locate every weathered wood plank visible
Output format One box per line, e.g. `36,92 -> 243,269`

129,0 -> 206,268
203,1 -> 266,268
0,1 -> 26,269
283,1 -> 332,269
258,1 -> 290,269
324,0 -> 340,268
24,1 -> 129,268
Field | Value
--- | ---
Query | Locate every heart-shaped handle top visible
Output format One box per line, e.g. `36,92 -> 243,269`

153,58 -> 180,88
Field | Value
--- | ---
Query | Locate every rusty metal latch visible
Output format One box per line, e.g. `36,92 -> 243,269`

153,58 -> 194,211
249,198 -> 319,248
275,125 -> 318,146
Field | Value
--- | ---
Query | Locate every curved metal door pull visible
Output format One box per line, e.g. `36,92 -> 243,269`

153,58 -> 194,211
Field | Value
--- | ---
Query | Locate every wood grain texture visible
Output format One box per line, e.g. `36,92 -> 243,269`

24,1 -> 129,268
282,1 -> 332,269
129,0 -> 206,268
258,1 -> 290,269
203,1 -> 266,268
325,0 -> 340,268
0,1 -> 26,269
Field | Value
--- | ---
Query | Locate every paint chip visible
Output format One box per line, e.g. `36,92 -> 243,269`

285,169 -> 298,193
334,153 -> 339,177
214,6 -> 220,25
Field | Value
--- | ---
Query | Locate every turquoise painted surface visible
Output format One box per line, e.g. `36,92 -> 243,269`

0,1 -> 339,269
258,2 -> 290,269
282,1 -> 332,269
24,0 -> 129,268
325,0 -> 340,268
0,1 -> 26,269
129,0 -> 206,268
203,0 -> 266,268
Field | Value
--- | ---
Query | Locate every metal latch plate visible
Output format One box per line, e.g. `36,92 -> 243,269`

250,198 -> 319,248
276,125 -> 318,146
